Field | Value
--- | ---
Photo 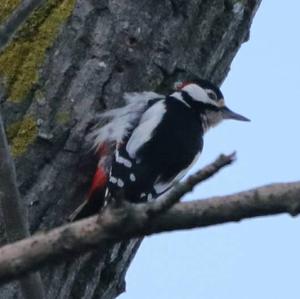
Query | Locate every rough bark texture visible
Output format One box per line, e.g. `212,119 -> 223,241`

0,0 -> 261,298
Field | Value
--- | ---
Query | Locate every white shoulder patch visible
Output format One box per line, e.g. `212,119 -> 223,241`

126,100 -> 166,158
90,92 -> 163,150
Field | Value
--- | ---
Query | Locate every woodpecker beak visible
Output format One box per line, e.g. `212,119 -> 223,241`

221,106 -> 250,122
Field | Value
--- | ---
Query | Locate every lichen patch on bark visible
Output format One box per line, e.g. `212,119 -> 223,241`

0,0 -> 76,103
7,116 -> 38,157
55,111 -> 71,125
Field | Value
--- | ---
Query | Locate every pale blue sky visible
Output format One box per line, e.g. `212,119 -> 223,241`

121,2 -> 300,298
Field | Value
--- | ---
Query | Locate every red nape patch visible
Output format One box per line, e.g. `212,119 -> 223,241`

175,81 -> 192,90
88,167 -> 108,199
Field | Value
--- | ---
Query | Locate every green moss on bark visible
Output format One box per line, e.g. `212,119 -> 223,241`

0,0 -> 76,102
0,0 -> 20,23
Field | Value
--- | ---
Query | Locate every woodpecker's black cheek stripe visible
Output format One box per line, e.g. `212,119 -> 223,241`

180,91 -> 194,107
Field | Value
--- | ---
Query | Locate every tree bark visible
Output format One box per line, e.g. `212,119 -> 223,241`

0,0 -> 261,298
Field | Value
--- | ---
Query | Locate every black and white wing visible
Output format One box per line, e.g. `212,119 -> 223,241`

90,92 -> 164,150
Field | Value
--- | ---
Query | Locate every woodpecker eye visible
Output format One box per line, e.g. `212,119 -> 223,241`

206,90 -> 218,101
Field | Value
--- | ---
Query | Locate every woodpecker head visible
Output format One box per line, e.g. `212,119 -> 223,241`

173,79 -> 249,130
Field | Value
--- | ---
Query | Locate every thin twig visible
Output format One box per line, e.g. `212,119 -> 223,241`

0,114 -> 45,298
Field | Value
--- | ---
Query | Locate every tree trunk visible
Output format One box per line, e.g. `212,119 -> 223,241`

0,0 -> 261,298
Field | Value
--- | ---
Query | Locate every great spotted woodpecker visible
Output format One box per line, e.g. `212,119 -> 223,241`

69,79 -> 249,221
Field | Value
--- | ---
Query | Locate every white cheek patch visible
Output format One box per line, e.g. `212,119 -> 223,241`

182,84 -> 217,106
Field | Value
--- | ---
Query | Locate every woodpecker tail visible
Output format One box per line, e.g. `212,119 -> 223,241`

68,174 -> 108,222
68,187 -> 106,221
68,200 -> 89,222
68,142 -> 112,222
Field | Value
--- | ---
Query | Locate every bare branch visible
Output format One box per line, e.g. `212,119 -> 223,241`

0,114 -> 45,298
0,180 -> 299,285
0,0 -> 44,51
146,152 -> 236,216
